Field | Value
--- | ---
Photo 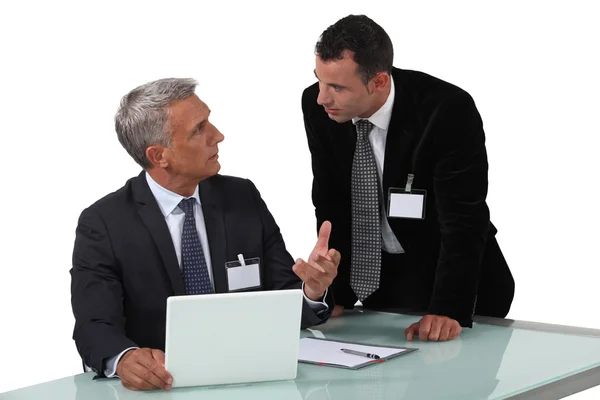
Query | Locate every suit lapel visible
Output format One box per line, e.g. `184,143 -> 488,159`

380,69 -> 423,247
340,121 -> 357,166
133,172 -> 185,295
199,178 -> 228,293
382,68 -> 416,198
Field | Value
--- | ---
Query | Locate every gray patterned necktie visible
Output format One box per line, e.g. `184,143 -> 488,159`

179,198 -> 214,295
350,120 -> 382,301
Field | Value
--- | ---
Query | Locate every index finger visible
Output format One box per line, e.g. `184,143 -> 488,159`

151,349 -> 166,366
315,221 -> 332,253
405,323 -> 418,341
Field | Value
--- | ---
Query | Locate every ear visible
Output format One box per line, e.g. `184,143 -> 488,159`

372,72 -> 390,92
145,145 -> 170,168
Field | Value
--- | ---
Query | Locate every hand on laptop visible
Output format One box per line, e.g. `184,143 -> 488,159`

117,348 -> 173,391
293,221 -> 340,301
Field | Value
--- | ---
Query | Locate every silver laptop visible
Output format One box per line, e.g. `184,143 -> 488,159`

164,289 -> 303,388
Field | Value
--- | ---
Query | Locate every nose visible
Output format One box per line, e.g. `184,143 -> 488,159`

317,84 -> 332,106
209,123 -> 225,145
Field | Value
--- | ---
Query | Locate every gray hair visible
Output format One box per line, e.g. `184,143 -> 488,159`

114,78 -> 198,169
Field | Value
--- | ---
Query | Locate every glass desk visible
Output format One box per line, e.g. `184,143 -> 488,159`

3,309 -> 600,400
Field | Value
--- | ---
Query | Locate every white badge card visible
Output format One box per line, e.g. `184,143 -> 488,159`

225,254 -> 262,292
387,188 -> 427,219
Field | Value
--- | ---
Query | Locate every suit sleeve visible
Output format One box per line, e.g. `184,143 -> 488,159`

70,207 -> 138,377
245,179 -> 334,328
427,92 -> 491,327
302,89 -> 356,309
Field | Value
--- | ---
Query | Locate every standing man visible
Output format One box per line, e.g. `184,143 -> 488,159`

302,15 -> 514,341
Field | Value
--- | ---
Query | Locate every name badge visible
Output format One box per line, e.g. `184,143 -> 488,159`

225,254 -> 262,292
387,174 -> 427,219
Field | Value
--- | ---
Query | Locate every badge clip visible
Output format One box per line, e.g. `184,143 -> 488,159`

405,174 -> 414,193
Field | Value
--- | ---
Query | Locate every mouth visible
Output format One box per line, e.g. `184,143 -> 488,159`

324,107 -> 340,115
209,153 -> 219,161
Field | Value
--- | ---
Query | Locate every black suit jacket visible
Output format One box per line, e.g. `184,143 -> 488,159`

302,67 -> 514,327
70,172 -> 333,377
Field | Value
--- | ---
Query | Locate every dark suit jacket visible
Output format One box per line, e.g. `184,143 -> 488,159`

302,67 -> 514,327
70,172 -> 333,377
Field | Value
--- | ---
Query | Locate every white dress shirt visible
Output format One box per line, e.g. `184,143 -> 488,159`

97,173 -> 327,378
351,76 -> 405,254
146,172 -> 215,281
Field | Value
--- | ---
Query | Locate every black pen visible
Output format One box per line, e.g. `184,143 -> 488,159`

341,348 -> 381,359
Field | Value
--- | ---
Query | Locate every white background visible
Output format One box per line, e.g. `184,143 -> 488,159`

1,0 -> 599,398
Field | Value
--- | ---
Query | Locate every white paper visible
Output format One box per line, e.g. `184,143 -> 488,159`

389,193 -> 424,218
227,263 -> 260,291
298,338 -> 408,368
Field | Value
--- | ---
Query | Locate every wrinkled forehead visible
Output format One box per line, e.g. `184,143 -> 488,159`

167,94 -> 209,132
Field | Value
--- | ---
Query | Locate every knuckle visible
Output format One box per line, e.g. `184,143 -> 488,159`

132,349 -> 145,359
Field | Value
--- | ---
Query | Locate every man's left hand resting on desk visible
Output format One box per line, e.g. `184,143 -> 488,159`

405,315 -> 462,342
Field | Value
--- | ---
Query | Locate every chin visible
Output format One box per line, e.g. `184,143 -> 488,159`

329,114 -> 351,123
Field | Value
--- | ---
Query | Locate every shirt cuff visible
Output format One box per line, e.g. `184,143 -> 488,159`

302,282 -> 329,311
104,347 -> 139,378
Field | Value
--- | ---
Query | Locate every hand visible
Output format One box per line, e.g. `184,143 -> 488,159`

293,221 -> 340,301
332,305 -> 345,318
404,314 -> 462,342
116,348 -> 173,391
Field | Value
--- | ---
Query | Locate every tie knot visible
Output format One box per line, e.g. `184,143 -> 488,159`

356,120 -> 374,140
179,197 -> 196,215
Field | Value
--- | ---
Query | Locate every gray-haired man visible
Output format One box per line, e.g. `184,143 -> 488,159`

70,78 -> 339,391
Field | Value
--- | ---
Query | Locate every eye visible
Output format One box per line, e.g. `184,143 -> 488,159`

332,85 -> 341,92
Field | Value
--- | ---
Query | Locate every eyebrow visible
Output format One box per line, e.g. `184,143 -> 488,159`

313,69 -> 346,89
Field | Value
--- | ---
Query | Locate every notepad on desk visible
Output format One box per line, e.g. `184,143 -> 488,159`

298,337 -> 417,369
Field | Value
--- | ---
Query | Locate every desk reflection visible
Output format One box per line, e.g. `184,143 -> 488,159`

295,312 -> 513,400
74,375 -> 302,400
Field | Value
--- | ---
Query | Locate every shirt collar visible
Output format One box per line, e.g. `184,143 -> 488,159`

145,172 -> 201,217
352,75 -> 395,131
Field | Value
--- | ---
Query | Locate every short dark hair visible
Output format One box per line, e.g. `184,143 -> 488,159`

315,15 -> 394,84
